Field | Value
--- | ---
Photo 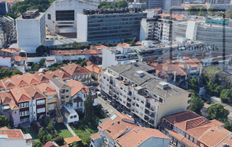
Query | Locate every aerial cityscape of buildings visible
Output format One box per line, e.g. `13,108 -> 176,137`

0,0 -> 232,147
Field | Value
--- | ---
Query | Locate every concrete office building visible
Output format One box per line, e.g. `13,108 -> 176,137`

205,0 -> 232,9
99,62 -> 190,127
171,19 -> 232,53
147,0 -> 162,9
77,9 -> 146,43
45,0 -> 97,37
16,10 -> 46,53
163,0 -> 184,10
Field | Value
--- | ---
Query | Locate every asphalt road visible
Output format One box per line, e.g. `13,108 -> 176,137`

96,96 -> 120,116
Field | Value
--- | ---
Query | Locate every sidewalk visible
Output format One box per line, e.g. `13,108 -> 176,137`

64,123 -> 76,137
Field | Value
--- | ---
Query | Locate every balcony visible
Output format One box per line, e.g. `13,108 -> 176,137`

145,109 -> 149,115
126,103 -> 131,108
144,115 -> 149,121
127,97 -> 132,102
149,113 -> 155,118
145,103 -> 151,109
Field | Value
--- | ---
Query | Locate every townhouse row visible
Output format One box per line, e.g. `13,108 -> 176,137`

0,63 -> 100,127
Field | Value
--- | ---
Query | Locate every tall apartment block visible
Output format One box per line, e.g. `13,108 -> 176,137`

0,25 -> 5,48
140,15 -> 162,41
77,9 -> 146,43
0,16 -> 17,46
16,10 -> 46,53
99,62 -> 190,127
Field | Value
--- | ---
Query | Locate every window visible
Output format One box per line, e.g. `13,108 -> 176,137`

19,102 -> 29,108
56,10 -> 74,21
47,14 -> 51,20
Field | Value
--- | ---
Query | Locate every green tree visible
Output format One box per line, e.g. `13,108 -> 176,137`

226,8 -> 232,18
224,121 -> 232,131
36,45 -> 49,56
206,81 -> 222,96
115,0 -> 128,8
84,93 -> 97,127
98,0 -> 128,9
39,58 -> 46,67
33,140 -> 42,147
47,120 -> 55,135
207,104 -> 229,121
188,77 -> 198,91
220,89 -> 232,103
0,115 -> 9,127
38,127 -> 52,144
30,63 -> 41,71
0,68 -> 21,79
188,93 -> 204,114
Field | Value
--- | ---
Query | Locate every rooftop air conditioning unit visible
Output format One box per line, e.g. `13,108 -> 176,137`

159,81 -> 170,90
136,70 -> 145,77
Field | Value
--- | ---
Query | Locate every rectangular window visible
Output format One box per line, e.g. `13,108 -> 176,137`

56,10 -> 74,21
47,14 -> 51,20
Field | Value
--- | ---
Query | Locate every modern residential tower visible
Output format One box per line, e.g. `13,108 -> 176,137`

16,10 -> 46,53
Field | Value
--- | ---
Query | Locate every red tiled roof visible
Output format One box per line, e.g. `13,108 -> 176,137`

0,127 -> 24,139
85,64 -> 102,74
61,63 -> 91,76
51,49 -> 101,56
66,80 -> 85,97
164,111 -> 231,146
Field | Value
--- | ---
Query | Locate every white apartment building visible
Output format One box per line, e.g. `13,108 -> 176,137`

102,47 -> 138,68
99,62 -> 190,127
140,16 -> 162,41
102,43 -> 165,68
45,0 -> 97,37
16,10 -> 45,53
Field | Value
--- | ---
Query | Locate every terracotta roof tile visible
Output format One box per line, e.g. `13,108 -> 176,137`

90,133 -> 101,140
0,128 -> 25,139
61,63 -> 91,76
66,80 -> 85,97
64,136 -> 81,145
85,64 -> 102,74
51,49 -> 101,56
116,127 -> 169,147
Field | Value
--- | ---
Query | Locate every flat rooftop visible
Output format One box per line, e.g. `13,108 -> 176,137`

17,9 -> 44,20
109,62 -> 189,99
83,8 -> 144,15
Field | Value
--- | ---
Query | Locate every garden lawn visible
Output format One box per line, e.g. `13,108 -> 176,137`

54,123 -> 72,138
73,127 -> 96,145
